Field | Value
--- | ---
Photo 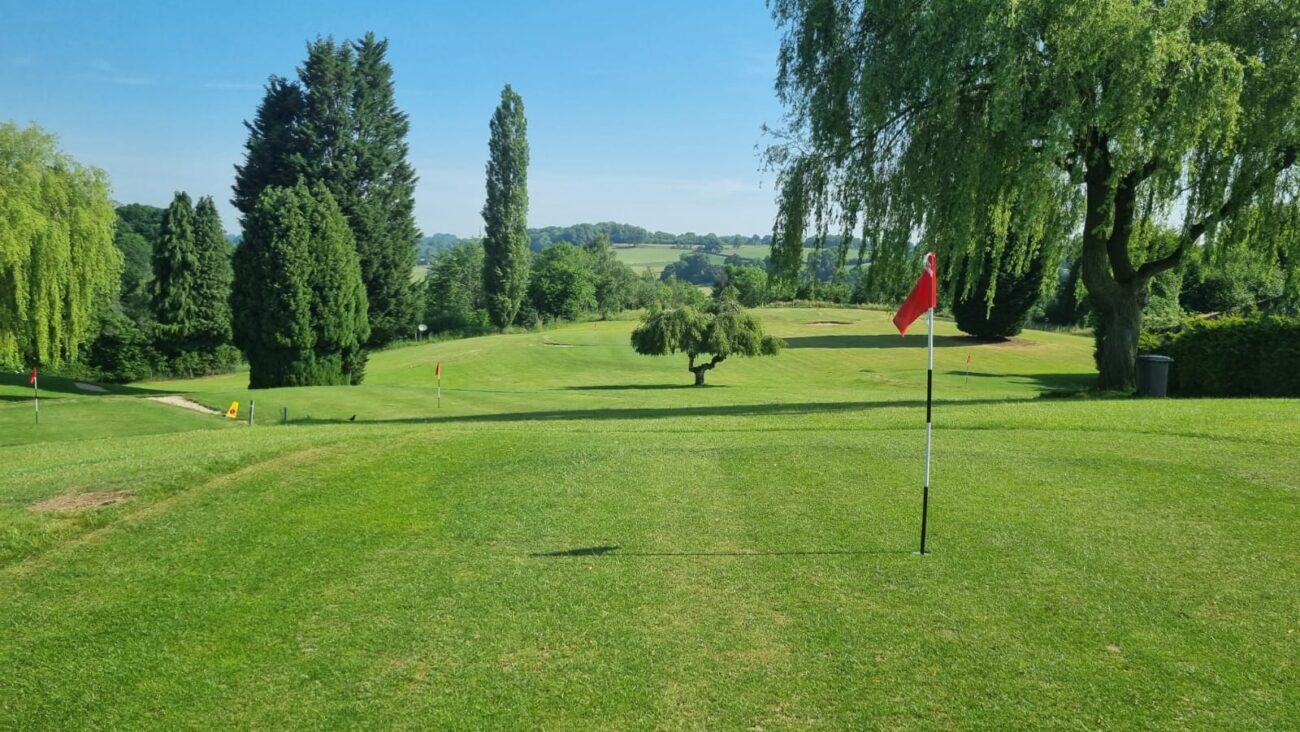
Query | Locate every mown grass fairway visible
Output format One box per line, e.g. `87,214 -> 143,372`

2,309 -> 1298,729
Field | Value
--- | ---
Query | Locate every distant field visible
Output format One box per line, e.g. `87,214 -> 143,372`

3,310 -> 1298,729
613,243 -> 771,276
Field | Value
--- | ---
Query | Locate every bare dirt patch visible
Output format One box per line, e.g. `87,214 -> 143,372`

806,320 -> 855,326
31,491 -> 133,514
147,395 -> 223,415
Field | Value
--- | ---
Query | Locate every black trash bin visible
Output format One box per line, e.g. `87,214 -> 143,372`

1136,354 -> 1173,397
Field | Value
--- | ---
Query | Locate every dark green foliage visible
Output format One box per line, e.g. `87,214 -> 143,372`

233,35 -> 422,348
1180,248 -> 1286,315
113,203 -> 164,321
953,241 -> 1048,339
150,192 -> 199,356
1167,315 -> 1300,397
720,264 -> 769,307
231,183 -> 368,388
85,303 -> 161,383
232,76 -> 305,217
585,234 -> 637,319
631,287 -> 783,385
528,244 -> 596,323
424,240 -> 490,334
660,253 -> 719,286
191,197 -> 234,355
482,84 -> 531,330
1043,256 -> 1090,327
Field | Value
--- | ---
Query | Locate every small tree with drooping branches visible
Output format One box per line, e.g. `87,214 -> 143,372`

631,287 -> 783,386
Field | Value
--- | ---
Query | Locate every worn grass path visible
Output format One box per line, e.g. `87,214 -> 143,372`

1,309 -> 1297,729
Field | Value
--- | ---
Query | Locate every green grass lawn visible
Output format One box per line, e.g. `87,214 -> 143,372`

2,309 -> 1297,729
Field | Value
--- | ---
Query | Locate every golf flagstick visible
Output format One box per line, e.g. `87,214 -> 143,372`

891,252 -> 937,555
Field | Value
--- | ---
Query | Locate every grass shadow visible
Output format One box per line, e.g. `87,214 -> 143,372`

563,384 -> 725,391
952,370 -> 1096,393
530,545 -> 906,558
0,373 -> 180,402
783,334 -> 973,349
293,396 -> 1024,427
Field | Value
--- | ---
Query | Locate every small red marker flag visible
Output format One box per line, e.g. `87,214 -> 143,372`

435,362 -> 442,379
892,252 -> 938,335
28,367 -> 37,385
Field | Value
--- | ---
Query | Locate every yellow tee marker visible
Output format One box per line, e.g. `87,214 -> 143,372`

226,401 -> 239,419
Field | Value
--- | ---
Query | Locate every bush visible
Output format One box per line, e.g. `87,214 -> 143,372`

84,305 -> 162,382
1166,314 -> 1300,396
952,244 -> 1048,339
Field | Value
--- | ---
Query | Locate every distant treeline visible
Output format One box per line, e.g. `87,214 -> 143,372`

418,223 -> 775,263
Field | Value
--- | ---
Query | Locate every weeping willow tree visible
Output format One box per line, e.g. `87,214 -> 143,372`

0,123 -> 120,370
768,0 -> 1299,389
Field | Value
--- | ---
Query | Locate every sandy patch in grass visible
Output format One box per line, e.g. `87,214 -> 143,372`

147,395 -> 222,415
73,381 -> 109,393
30,491 -> 133,513
806,320 -> 855,325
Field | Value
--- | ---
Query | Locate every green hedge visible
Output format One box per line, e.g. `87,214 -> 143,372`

1166,315 -> 1300,397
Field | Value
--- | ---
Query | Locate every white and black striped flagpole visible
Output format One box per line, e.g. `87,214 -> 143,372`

919,305 -> 933,554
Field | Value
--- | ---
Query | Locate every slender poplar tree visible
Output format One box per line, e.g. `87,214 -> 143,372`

482,84 -> 531,330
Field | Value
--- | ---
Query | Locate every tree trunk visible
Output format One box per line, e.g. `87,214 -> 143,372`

693,367 -> 707,386
1093,287 -> 1145,391
687,353 -> 724,386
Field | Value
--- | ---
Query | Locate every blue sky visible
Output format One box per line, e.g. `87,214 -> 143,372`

1,0 -> 787,237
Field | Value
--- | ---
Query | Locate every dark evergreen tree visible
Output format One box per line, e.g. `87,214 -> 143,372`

191,196 -> 234,355
232,76 -> 304,218
231,185 -> 316,388
232,35 -> 421,348
482,84 -> 530,330
349,33 -> 423,346
301,182 -> 370,385
151,192 -> 199,356
952,234 -> 1050,339
233,182 -> 368,388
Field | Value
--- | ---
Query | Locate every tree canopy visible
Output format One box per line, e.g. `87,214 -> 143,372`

0,122 -> 120,369
631,287 -> 783,386
769,0 -> 1300,388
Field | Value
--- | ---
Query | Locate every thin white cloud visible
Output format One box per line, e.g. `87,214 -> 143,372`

83,59 -> 156,86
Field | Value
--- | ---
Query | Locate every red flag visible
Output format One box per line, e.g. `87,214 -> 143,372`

892,252 -> 937,335
435,362 -> 442,379
28,367 -> 37,385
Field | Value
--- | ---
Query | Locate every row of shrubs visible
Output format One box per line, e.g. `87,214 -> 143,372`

1142,314 -> 1300,397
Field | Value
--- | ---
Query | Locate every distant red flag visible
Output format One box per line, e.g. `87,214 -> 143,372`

435,362 -> 442,379
28,367 -> 37,385
892,252 -> 938,335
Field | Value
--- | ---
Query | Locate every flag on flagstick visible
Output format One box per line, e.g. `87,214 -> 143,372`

29,367 -> 38,424
892,252 -> 937,554
435,362 -> 442,408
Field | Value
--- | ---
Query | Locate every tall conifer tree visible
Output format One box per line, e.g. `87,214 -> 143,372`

151,192 -> 199,355
231,183 -> 369,388
482,84 -> 531,330
191,196 -> 234,354
232,34 -> 421,348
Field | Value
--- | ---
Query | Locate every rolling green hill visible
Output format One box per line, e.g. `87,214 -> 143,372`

2,309 -> 1297,729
